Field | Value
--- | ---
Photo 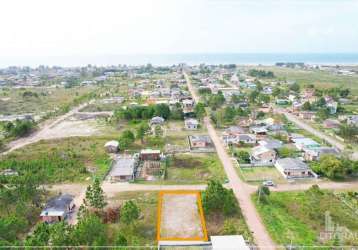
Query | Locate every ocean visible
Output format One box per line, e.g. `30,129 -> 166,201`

2,53 -> 358,67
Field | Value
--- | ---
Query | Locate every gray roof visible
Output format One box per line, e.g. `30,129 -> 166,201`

225,126 -> 245,134
109,157 -> 136,177
252,146 -> 275,157
41,194 -> 73,216
276,158 -> 309,170
150,116 -> 165,125
189,135 -> 212,143
259,139 -> 283,149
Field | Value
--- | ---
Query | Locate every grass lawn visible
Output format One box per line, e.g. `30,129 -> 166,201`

253,187 -> 358,247
106,191 -> 158,247
0,136 -> 115,183
164,121 -> 207,147
136,153 -> 227,185
238,167 -> 288,185
167,153 -> 227,184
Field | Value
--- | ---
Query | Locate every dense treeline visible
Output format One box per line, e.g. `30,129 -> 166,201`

248,69 -> 275,78
114,103 -> 184,121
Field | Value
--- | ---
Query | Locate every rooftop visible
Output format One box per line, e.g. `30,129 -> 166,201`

276,158 -> 309,170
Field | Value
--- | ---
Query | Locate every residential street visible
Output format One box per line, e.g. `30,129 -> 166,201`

184,72 -> 276,249
281,111 -> 346,151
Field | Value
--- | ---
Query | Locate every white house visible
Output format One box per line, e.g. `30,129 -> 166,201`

184,118 -> 199,130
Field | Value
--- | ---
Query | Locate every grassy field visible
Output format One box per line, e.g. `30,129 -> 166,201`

238,167 -> 288,185
166,153 -> 227,184
253,187 -> 358,247
0,136 -> 115,183
0,86 -> 97,115
253,66 -> 358,95
106,191 -> 158,247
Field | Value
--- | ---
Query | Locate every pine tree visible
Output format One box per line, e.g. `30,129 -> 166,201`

85,178 -> 107,210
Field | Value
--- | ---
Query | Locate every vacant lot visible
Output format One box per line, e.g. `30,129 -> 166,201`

1,136 -> 115,183
0,86 -> 97,115
136,153 -> 227,185
106,191 -> 157,247
158,191 -> 207,240
253,187 -> 358,246
238,167 -> 288,185
254,66 -> 358,95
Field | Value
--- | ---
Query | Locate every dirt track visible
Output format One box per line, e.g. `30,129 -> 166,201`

2,102 -> 93,155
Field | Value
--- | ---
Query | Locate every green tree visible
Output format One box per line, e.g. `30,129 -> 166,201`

316,108 -> 330,120
194,102 -> 206,120
49,222 -> 73,246
202,180 -> 227,212
277,147 -> 296,158
85,178 -> 107,210
258,94 -> 270,104
136,123 -> 149,144
223,190 -> 238,216
119,130 -> 135,149
319,155 -> 346,179
272,87 -> 281,97
121,200 -> 140,225
316,97 -> 326,107
257,185 -> 270,204
223,106 -> 236,122
121,130 -> 135,142
24,223 -> 50,247
289,82 -> 300,92
249,90 -> 259,103
154,104 -> 171,119
302,101 -> 312,111
115,233 -> 128,247
235,150 -> 250,163
71,214 -> 107,246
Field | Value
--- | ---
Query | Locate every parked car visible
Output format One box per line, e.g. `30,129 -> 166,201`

262,180 -> 275,187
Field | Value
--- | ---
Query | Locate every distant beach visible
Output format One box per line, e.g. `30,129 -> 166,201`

2,53 -> 358,67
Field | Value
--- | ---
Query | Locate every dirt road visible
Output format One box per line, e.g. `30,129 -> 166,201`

184,72 -> 276,249
2,102 -> 91,155
282,111 -> 346,151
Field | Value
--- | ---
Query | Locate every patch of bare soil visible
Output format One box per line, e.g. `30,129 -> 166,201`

160,193 -> 204,239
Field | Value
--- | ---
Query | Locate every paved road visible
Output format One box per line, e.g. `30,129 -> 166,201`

184,72 -> 276,249
281,111 -> 346,151
2,101 -> 91,155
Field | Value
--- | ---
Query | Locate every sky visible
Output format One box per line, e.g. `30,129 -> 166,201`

1,0 -> 358,65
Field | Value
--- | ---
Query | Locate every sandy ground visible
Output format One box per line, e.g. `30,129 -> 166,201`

160,193 -> 204,239
39,119 -> 100,139
3,101 -> 92,154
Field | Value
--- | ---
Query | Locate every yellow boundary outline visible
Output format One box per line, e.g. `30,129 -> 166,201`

156,190 -> 208,242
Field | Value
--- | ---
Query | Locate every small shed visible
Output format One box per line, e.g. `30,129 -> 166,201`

140,149 -> 161,161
